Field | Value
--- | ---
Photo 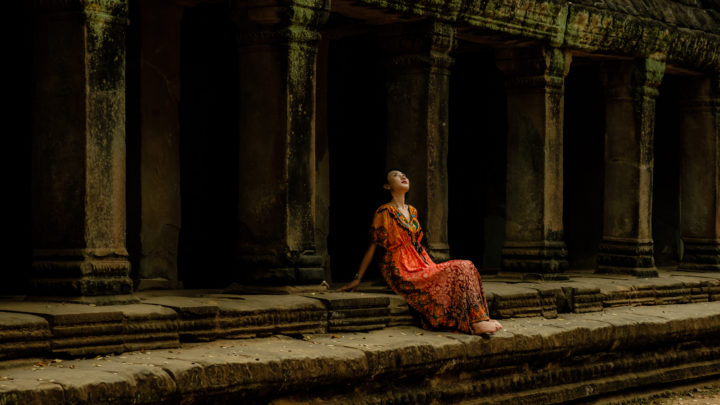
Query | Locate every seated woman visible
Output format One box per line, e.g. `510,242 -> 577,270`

339,169 -> 502,335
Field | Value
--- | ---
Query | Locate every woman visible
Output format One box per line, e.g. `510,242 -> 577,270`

339,169 -> 502,335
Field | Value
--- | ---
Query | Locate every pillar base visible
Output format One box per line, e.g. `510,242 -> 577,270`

596,238 -> 658,277
501,241 -> 568,273
31,249 -> 133,296
238,254 -> 326,285
135,278 -> 183,291
678,238 -> 720,272
427,243 -> 450,263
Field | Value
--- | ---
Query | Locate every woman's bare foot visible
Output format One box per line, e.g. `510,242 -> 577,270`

472,321 -> 500,335
491,319 -> 503,331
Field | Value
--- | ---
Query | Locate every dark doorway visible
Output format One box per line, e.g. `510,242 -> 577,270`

177,4 -> 238,288
653,75 -> 682,266
448,47 -> 507,272
563,62 -> 605,270
3,3 -> 32,295
326,24 -> 388,283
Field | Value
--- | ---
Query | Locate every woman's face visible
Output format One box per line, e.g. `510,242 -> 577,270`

385,170 -> 410,193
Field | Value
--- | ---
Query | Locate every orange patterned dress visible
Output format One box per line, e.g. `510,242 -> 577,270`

370,203 -> 491,334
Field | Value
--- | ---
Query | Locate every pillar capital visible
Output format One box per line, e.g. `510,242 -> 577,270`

381,21 -> 456,72
231,0 -> 329,45
495,45 -> 572,92
601,57 -> 665,101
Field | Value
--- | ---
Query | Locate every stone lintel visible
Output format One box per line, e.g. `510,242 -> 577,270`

495,45 -> 571,273
382,21 -> 455,262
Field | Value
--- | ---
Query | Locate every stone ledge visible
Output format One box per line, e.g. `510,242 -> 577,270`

0,313 -> 51,361
2,302 -> 720,404
0,271 -> 718,363
0,302 -> 179,358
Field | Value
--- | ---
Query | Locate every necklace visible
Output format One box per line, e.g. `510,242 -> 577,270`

392,202 -> 410,220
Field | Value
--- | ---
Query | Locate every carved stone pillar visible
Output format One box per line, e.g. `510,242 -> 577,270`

383,21 -> 454,262
597,57 -> 665,277
232,0 -> 329,284
678,75 -> 720,272
495,46 -> 571,275
136,0 -> 194,291
30,0 -> 134,298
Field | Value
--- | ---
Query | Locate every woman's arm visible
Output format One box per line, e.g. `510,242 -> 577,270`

337,243 -> 376,292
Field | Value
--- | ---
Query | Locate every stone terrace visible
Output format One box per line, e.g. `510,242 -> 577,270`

1,269 -> 720,403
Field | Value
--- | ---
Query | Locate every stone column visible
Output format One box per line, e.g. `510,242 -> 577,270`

232,0 -> 329,285
495,46 -> 571,275
383,21 -> 454,262
136,0 -> 195,290
597,57 -> 665,277
678,75 -> 720,272
30,0 -> 134,299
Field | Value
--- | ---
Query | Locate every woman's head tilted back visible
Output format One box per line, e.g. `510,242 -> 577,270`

383,168 -> 410,195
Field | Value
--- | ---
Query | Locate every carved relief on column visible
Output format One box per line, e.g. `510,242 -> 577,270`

382,21 -> 455,262
232,0 -> 329,284
678,74 -> 720,272
597,57 -> 666,277
495,45 -> 571,275
30,0 -> 134,299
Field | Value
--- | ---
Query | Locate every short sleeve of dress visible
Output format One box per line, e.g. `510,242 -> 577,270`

369,207 -> 390,248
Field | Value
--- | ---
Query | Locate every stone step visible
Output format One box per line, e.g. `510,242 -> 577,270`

1,302 -> 719,404
0,270 -> 717,363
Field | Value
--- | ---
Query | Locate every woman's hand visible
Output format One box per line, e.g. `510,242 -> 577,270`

338,244 -> 376,292
337,278 -> 360,292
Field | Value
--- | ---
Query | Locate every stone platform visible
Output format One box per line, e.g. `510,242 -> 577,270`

1,302 -> 720,404
0,269 -> 719,403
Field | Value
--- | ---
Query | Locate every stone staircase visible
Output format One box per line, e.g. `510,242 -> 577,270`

1,269 -> 719,403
